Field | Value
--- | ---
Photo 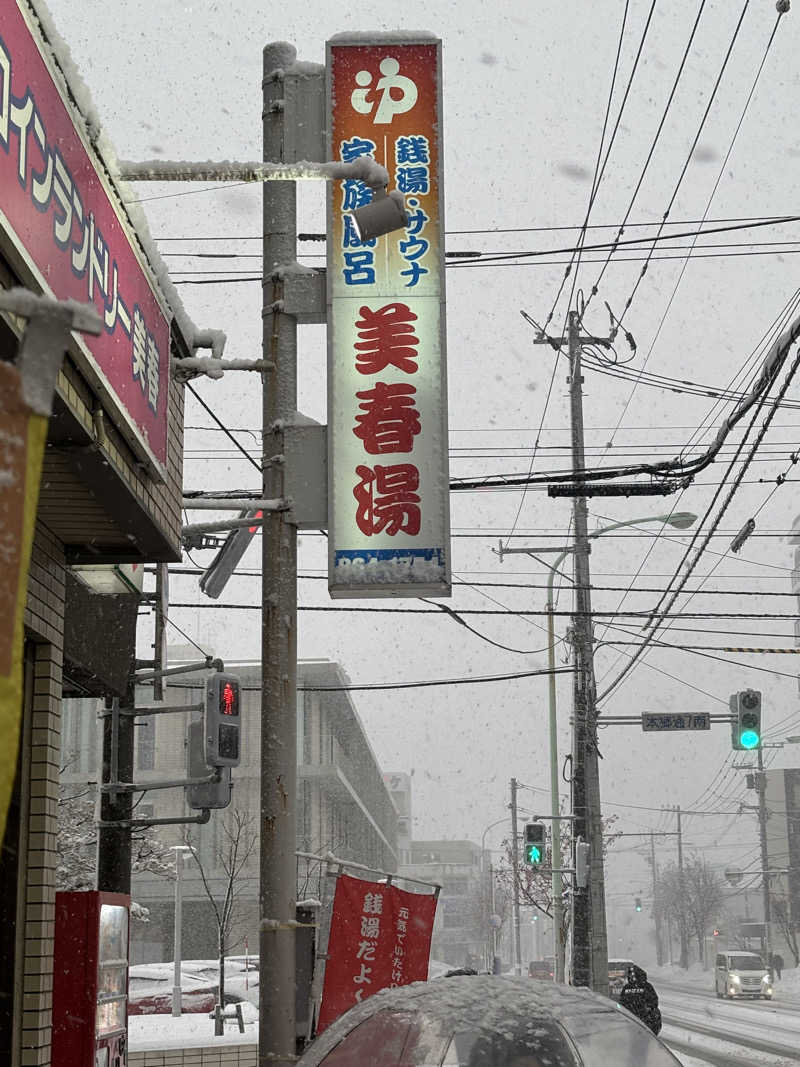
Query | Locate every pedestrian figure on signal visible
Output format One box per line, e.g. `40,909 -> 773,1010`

772,952 -> 784,980
618,965 -> 662,1036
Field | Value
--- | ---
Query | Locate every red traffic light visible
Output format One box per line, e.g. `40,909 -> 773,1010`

220,680 -> 239,716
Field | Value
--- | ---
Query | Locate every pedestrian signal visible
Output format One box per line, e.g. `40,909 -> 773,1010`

523,822 -> 546,866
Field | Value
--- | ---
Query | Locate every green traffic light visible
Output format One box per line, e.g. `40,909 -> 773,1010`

526,844 -> 542,864
740,729 -> 760,750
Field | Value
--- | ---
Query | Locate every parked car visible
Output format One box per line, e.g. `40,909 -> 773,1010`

608,958 -> 636,999
714,951 -> 773,1000
128,963 -> 247,1016
298,975 -> 682,1065
128,972 -> 215,1016
528,958 -> 554,979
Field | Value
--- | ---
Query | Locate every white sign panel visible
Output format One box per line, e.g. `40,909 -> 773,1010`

326,34 -> 450,598
641,712 -> 711,732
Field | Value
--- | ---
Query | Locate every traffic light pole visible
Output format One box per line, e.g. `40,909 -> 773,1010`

567,311 -> 608,994
260,43 -> 299,1066
510,777 -> 523,975
756,745 -> 773,979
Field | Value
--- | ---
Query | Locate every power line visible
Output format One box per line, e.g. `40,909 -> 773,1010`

153,213 -> 800,242
579,0 -> 710,319
613,0 -> 753,328
604,4 -> 787,451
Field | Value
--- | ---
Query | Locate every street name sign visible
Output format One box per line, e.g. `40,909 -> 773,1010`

641,712 -> 711,732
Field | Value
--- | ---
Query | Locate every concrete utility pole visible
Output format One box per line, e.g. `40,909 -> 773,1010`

566,310 -> 608,994
650,831 -> 664,967
510,777 -> 523,975
260,42 -> 299,1066
675,805 -> 689,969
756,746 -> 773,977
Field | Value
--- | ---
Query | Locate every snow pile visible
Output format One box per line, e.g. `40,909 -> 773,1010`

128,1009 -> 256,1051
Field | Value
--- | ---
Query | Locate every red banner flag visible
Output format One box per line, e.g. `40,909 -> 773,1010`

317,874 -> 437,1032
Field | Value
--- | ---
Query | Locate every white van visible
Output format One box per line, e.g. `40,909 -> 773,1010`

714,951 -> 772,999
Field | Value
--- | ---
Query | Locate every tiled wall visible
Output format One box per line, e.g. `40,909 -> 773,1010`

129,1045 -> 258,1066
19,522 -> 66,1065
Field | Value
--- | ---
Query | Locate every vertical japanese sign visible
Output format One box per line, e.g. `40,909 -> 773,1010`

0,2 -> 171,471
317,873 -> 437,1032
326,34 -> 450,597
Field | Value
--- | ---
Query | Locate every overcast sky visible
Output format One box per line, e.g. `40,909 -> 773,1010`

43,0 -> 800,939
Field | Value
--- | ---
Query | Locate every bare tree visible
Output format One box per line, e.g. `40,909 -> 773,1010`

187,809 -> 257,1033
656,855 -> 723,968
56,785 -> 174,917
771,892 -> 799,968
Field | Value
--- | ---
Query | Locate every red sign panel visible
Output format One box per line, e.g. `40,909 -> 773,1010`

317,873 -> 437,1032
0,2 -> 170,467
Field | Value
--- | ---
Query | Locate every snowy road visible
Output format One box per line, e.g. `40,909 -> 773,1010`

658,985 -> 800,1065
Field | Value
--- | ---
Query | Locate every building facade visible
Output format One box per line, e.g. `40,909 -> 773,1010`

0,5 -> 192,1063
765,767 -> 800,965
399,840 -> 485,968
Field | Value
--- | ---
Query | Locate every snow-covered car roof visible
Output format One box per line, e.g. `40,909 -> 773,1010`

300,976 -> 680,1065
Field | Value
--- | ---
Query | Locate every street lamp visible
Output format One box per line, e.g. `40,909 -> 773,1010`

170,845 -> 194,1017
480,815 -> 511,972
497,510 -> 697,984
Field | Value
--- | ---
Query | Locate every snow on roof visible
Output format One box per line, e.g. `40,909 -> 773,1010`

328,31 -> 439,43
25,0 -> 202,352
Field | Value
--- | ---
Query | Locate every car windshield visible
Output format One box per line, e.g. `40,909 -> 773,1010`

442,1022 -> 579,1066
318,1010 -> 580,1067
728,956 -> 764,971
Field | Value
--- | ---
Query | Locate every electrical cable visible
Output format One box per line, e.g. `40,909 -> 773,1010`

601,1 -> 786,455
154,213 -> 800,243
599,339 -> 800,702
579,0 -> 710,320
543,0 -> 641,330
613,0 -> 752,329
186,382 -> 262,473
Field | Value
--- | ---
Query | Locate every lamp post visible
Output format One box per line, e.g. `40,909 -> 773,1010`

480,815 -> 511,972
498,510 -> 696,984
170,845 -> 194,1017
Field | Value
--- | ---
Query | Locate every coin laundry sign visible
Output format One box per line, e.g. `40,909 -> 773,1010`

0,1 -> 171,470
326,34 -> 451,598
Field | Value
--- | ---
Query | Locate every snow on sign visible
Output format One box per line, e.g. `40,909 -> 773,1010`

641,712 -> 711,731
0,2 -> 171,471
326,34 -> 451,598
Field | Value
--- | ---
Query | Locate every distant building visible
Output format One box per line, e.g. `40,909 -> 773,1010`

60,658 -> 398,962
764,767 -> 800,963
399,840 -> 485,967
383,772 -> 413,866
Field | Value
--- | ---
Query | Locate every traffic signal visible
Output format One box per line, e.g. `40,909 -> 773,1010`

730,689 -> 762,750
523,822 -> 546,866
635,897 -> 642,912
199,509 -> 262,599
186,719 -> 233,810
205,672 -> 242,767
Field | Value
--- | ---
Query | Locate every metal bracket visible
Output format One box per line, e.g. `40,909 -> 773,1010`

97,809 -> 212,829
100,768 -> 223,795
